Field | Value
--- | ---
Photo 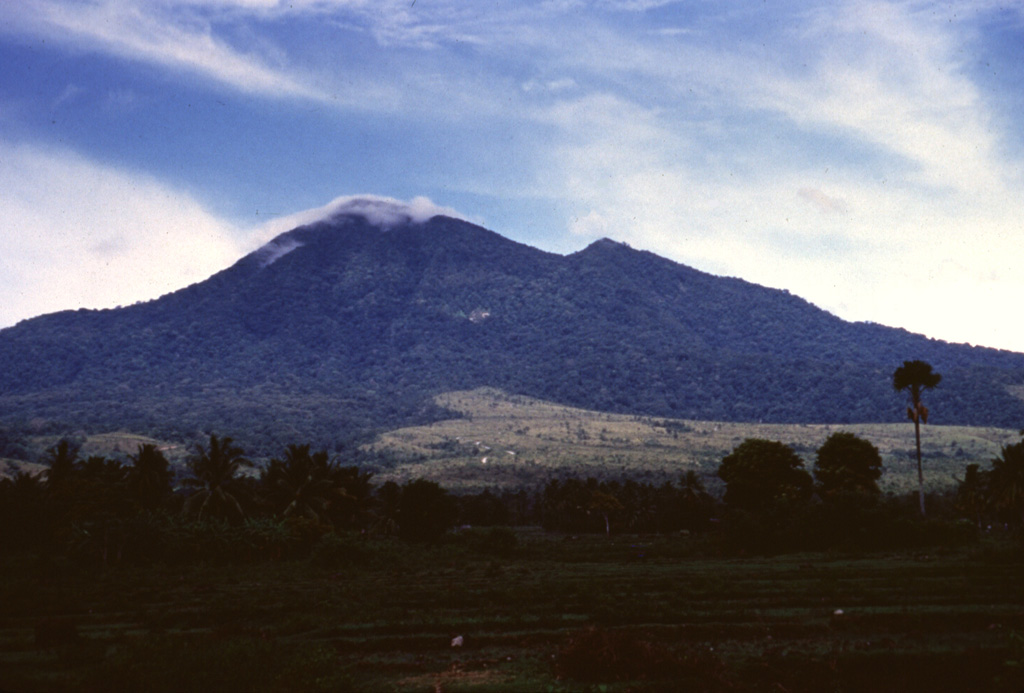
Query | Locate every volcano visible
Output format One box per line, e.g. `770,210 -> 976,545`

1,197 -> 1022,452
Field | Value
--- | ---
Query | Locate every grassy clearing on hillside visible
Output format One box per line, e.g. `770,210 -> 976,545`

368,388 -> 1020,493
1,532 -> 1021,692
74,432 -> 184,461
5,388 -> 1017,494
0,459 -> 47,480
1,432 -> 187,481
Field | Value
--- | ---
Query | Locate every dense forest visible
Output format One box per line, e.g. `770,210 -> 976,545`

1,212 -> 1023,455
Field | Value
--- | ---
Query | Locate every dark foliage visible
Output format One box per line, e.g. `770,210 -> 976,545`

540,474 -> 716,534
396,478 -> 457,542
962,436 -> 1024,530
0,472 -> 49,551
990,438 -> 1024,527
456,489 -> 510,526
181,435 -> 252,523
718,438 -> 813,511
1,213 -> 1023,454
1,426 -> 1014,563
127,443 -> 173,512
814,431 -> 883,500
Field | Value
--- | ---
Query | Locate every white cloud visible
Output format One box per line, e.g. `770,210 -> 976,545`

0,141 -> 472,327
0,1 -> 329,101
2,0 -> 1022,355
522,77 -> 578,93
538,85 -> 1024,352
798,188 -> 849,215
0,141 -> 243,327
558,142 -> 1024,351
522,1 -> 1024,352
739,1 -> 1005,197
250,194 -> 470,244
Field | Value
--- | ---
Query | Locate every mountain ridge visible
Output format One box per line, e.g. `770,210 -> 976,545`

1,206 -> 1022,453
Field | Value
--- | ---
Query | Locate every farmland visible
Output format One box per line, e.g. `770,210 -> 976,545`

1,530 -> 1021,692
2,388 -> 1022,691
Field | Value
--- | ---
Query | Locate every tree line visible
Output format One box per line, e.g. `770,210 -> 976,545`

2,426 -> 1022,564
0,435 -> 463,562
2,359 -> 1021,562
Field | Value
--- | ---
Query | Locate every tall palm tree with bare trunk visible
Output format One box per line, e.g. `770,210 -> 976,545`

893,360 -> 942,516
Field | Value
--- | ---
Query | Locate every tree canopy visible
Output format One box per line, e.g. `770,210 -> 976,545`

717,438 -> 813,511
182,435 -> 252,523
814,431 -> 883,500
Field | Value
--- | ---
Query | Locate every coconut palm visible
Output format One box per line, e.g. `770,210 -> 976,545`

892,360 -> 942,516
182,434 -> 251,522
128,443 -> 173,512
43,439 -> 79,490
261,444 -> 338,523
327,465 -> 376,530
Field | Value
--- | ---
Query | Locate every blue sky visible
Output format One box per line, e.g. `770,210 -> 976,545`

1,0 -> 1022,352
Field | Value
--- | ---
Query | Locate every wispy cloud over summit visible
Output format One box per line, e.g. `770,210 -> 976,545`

254,195 -> 469,239
2,0 -> 1024,351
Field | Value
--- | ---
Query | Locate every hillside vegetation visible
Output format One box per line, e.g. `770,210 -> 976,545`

1,211 -> 1023,454
369,389 -> 1018,493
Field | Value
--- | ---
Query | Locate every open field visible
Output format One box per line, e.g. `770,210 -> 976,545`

1,531 -> 1021,692
369,388 -> 1021,493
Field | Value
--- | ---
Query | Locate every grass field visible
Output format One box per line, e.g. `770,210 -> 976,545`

369,388 -> 1020,493
1,531 -> 1022,692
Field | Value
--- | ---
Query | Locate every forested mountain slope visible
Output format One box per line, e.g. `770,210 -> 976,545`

2,204 -> 1022,452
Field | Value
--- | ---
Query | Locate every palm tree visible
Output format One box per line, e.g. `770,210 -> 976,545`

261,444 -> 338,523
327,465 -> 376,530
43,439 -> 79,491
182,434 -> 251,522
892,360 -> 942,516
128,443 -> 173,512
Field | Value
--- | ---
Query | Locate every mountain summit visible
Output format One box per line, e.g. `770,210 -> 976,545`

1,202 -> 1022,451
